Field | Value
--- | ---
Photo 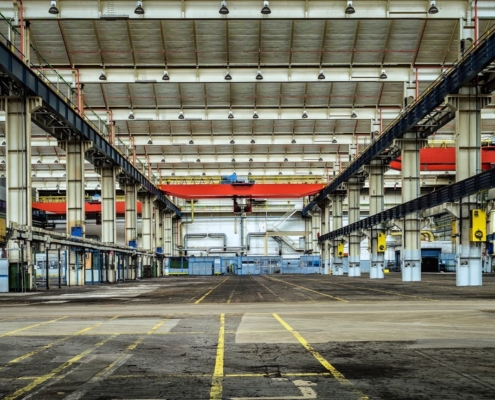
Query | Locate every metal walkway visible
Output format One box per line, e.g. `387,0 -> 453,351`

0,41 -> 181,217
304,25 -> 495,217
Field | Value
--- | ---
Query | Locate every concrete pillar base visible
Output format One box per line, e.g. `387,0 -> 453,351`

370,254 -> 385,279
348,255 -> 361,277
332,258 -> 344,276
402,249 -> 421,281
457,245 -> 482,286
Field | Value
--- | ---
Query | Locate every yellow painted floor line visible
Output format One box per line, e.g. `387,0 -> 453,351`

313,279 -> 436,301
0,317 -> 16,322
4,334 -> 119,400
210,314 -> 225,400
273,313 -> 369,400
0,316 -> 68,338
62,317 -> 170,400
107,372 -> 331,379
195,277 -> 230,304
127,317 -> 169,351
0,316 -> 120,372
267,276 -> 348,303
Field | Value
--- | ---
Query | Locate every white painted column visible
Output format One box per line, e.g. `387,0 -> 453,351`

124,183 -> 138,247
312,207 -> 321,256
365,160 -> 388,279
163,212 -> 173,276
2,97 -> 42,290
155,204 -> 164,277
139,193 -> 154,275
396,132 -> 426,282
448,90 -> 491,286
330,192 -> 346,276
97,166 -> 118,283
347,177 -> 364,277
321,198 -> 331,274
60,139 -> 92,286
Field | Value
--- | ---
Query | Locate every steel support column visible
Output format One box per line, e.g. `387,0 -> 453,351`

448,90 -> 492,286
396,132 -> 426,282
124,183 -> 138,246
365,160 -> 388,279
330,193 -> 345,276
97,167 -> 119,245
59,139 -> 92,286
312,208 -> 321,256
321,198 -> 331,274
163,212 -> 173,275
139,193 -> 154,275
155,204 -> 164,277
2,96 -> 41,289
347,177 -> 364,277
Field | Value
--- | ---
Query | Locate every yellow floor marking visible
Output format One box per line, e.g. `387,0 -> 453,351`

107,372 -> 331,379
0,316 -> 68,338
267,276 -> 348,302
314,279 -> 436,301
0,317 -> 16,322
273,314 -> 369,400
0,316 -> 120,372
4,334 -> 118,400
126,317 -> 169,351
227,277 -> 240,304
210,314 -> 225,400
195,277 -> 230,304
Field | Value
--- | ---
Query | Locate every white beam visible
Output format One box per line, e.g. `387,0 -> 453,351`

9,1 -> 469,20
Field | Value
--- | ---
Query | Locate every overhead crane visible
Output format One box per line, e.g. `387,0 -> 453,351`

303,26 -> 495,220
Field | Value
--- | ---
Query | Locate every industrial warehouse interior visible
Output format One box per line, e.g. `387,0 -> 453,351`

1,0 -> 495,399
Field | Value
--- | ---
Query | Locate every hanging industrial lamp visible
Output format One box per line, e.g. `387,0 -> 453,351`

345,0 -> 355,14
134,1 -> 145,14
49,1 -> 59,15
261,1 -> 271,14
219,0 -> 229,14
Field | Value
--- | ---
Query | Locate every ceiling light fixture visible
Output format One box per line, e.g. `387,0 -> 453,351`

178,111 -> 184,119
99,70 -> 107,81
202,172 -> 206,176
428,0 -> 438,14
49,0 -> 59,15
256,70 -> 263,80
319,157 -> 323,161
351,111 -> 357,118
219,0 -> 229,14
96,184 -> 101,189
196,158 -> 201,162
228,111 -> 234,119
162,70 -> 169,81
128,110 -> 135,120
147,138 -> 153,145
302,110 -> 308,118
161,157 -> 166,162
332,137 -> 337,144
230,139 -> 235,144
1,140 -> 5,146
291,139 -> 296,144
261,1 -> 271,14
253,111 -> 259,119
380,69 -> 387,79
32,173 -> 36,178
225,70 -> 232,80
279,172 -> 282,175
345,0 -> 355,14
134,1 -> 145,14
318,69 -> 325,80
37,158 -> 42,164
249,158 -> 253,162
284,157 -> 288,162
250,139 -> 256,144
172,172 -> 175,176
189,139 -> 194,144
232,158 -> 236,162
309,171 -> 313,175
54,158 -> 59,164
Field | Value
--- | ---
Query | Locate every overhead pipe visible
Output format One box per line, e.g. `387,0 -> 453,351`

183,233 -> 207,255
246,232 -> 265,251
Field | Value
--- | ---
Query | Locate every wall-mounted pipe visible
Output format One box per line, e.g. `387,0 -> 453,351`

208,233 -> 227,250
246,232 -> 265,251
183,233 -> 207,255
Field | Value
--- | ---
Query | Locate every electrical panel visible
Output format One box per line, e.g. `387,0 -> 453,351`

377,232 -> 386,252
470,209 -> 486,242
451,220 -> 457,242
337,242 -> 345,258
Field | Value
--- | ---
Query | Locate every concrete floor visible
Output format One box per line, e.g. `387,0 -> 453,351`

1,273 -> 495,399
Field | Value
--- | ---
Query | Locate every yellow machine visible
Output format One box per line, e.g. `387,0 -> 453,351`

377,232 -> 386,252
337,242 -> 345,257
470,209 -> 486,242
